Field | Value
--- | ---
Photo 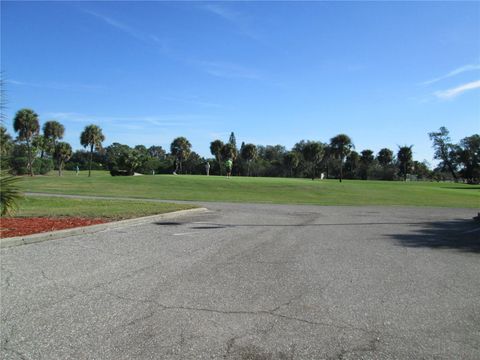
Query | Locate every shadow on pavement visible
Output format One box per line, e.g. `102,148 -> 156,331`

155,222 -> 424,228
390,219 -> 480,253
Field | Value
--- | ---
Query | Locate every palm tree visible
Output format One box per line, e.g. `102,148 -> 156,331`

241,143 -> 257,176
359,149 -> 375,180
54,142 -> 72,176
322,144 -> 333,179
330,134 -> 354,182
13,108 -> 40,176
397,145 -> 413,181
377,148 -> 393,167
210,140 -> 224,175
170,137 -> 192,174
80,124 -> 105,177
43,120 -> 65,156
302,141 -> 324,180
0,126 -> 13,166
283,151 -> 300,177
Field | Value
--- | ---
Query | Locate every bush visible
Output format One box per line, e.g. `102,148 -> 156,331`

110,169 -> 132,176
9,156 -> 29,175
33,158 -> 54,175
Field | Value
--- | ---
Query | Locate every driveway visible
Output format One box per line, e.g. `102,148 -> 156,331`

1,203 -> 479,359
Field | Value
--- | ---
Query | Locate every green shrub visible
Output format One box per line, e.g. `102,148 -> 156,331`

33,158 -> 54,175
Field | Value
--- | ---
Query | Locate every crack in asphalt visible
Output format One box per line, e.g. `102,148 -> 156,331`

1,268 -> 13,292
94,288 -> 380,340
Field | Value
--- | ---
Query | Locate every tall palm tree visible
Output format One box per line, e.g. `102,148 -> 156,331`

0,126 -> 13,163
241,143 -> 257,176
210,140 -> 224,175
302,141 -> 324,180
283,151 -> 300,178
54,142 -> 72,176
397,145 -> 413,181
13,108 -> 40,176
330,134 -> 354,182
170,137 -> 192,174
377,148 -> 394,167
80,124 -> 105,177
43,120 -> 65,156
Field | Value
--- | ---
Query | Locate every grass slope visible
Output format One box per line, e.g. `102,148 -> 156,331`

12,196 -> 196,219
18,171 -> 480,208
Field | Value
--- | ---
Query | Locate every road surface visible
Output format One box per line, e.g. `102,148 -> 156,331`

1,203 -> 479,359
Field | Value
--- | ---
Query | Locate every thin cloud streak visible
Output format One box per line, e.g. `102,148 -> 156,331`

434,80 -> 480,99
45,112 -> 219,127
204,4 -> 240,23
421,64 -> 480,85
203,4 -> 261,41
84,9 -> 170,53
6,79 -> 105,91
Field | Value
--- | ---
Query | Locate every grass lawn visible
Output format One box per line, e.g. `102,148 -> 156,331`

17,170 -> 480,208
11,196 -> 197,220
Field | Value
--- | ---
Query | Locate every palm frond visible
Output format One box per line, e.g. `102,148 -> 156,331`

0,171 -> 24,216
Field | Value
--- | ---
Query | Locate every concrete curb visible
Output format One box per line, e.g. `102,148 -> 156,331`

0,207 -> 208,249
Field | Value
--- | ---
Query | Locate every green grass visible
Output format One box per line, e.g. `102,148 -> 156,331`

16,170 -> 480,208
11,196 -> 196,219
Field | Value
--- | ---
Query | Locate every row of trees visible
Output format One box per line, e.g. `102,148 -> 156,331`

1,109 -> 105,177
2,108 -> 478,183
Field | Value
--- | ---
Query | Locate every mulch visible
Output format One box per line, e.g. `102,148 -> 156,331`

0,217 -> 108,238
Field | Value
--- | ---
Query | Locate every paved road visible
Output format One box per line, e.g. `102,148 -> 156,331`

1,203 -> 479,359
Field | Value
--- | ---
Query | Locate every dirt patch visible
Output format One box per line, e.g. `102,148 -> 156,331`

0,217 -> 108,238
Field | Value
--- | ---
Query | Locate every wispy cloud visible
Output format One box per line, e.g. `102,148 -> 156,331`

6,79 -> 105,91
434,80 -> 480,99
84,9 -> 170,53
203,4 -> 260,40
421,64 -> 480,85
197,61 -> 260,79
45,112 -> 218,127
204,4 -> 240,23
84,10 -> 134,34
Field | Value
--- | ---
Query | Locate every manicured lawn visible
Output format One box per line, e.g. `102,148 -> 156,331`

17,171 -> 480,208
12,196 -> 197,220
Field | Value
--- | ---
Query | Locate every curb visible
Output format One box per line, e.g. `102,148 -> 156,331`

0,207 -> 208,249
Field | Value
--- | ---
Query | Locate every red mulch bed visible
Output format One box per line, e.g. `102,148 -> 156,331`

0,217 -> 108,238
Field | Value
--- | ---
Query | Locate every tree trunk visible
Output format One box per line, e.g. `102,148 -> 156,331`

217,155 -> 222,176
441,148 -> 458,181
446,162 -> 458,181
89,144 -> 93,177
339,156 -> 343,182
26,138 -> 34,176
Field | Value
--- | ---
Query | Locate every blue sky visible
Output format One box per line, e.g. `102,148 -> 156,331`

2,1 -> 479,164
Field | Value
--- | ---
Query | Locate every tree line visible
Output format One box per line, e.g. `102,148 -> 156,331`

1,108 -> 478,183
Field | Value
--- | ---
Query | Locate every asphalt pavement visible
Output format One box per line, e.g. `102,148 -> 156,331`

1,203 -> 479,359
